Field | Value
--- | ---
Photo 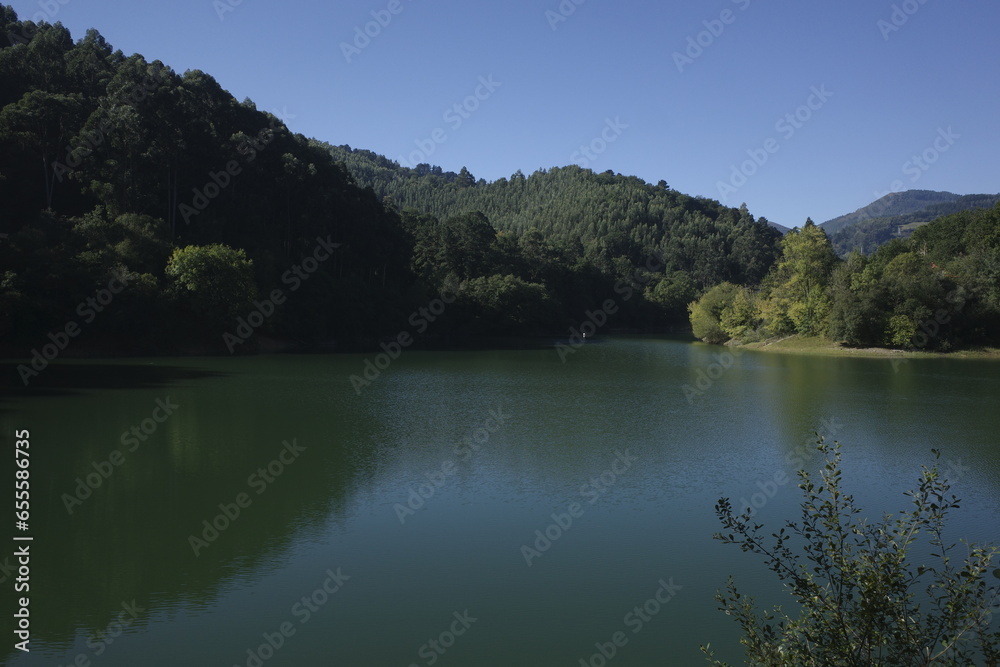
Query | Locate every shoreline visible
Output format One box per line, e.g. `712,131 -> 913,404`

0,327 -> 694,363
736,334 -> 1000,360
5,332 -> 1000,364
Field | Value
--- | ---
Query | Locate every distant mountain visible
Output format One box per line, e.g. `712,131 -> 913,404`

820,190 -> 961,236
766,220 -> 791,234
825,192 -> 1000,256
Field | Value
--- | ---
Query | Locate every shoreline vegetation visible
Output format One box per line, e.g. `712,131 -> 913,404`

688,209 -> 1000,355
735,334 -> 1000,360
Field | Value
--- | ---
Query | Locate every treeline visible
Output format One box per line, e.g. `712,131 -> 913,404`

690,205 -> 1000,350
0,7 -> 785,356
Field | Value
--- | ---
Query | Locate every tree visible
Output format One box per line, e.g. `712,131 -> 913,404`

649,270 -> 697,320
827,251 -> 884,347
435,211 -> 497,281
762,219 -> 838,336
457,166 -> 475,188
0,89 -> 83,208
165,243 -> 256,332
456,274 -> 559,334
729,213 -> 783,286
878,251 -> 950,348
718,287 -> 761,342
74,209 -> 172,276
703,439 -> 1000,666
517,227 -> 561,283
64,28 -> 122,99
689,282 -> 743,344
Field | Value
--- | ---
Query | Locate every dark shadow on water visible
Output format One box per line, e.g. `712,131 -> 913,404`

385,335 -> 558,352
0,355 -> 379,660
0,362 -> 227,407
390,332 -> 694,352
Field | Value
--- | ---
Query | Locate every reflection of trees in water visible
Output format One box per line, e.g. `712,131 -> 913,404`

0,361 -> 384,660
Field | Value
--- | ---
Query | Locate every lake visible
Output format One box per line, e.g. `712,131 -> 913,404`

3,336 -> 999,665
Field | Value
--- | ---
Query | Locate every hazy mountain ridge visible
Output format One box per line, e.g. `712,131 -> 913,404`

820,190 -> 962,235
822,191 -> 1000,256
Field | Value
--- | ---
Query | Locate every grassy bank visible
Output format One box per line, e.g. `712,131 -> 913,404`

739,335 -> 1000,360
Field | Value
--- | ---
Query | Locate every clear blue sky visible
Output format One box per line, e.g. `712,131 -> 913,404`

10,0 -> 1000,226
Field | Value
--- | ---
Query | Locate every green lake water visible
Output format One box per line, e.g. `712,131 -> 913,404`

2,336 -> 999,665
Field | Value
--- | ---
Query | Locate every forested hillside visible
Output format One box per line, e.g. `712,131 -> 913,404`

0,7 -> 416,355
828,193 -> 1000,256
0,7 -> 784,357
819,190 -> 961,235
325,145 -> 783,288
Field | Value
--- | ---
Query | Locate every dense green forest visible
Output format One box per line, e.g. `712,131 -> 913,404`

0,7 -> 786,360
690,205 -> 1000,350
325,144 -> 790,276
827,193 -> 1000,257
